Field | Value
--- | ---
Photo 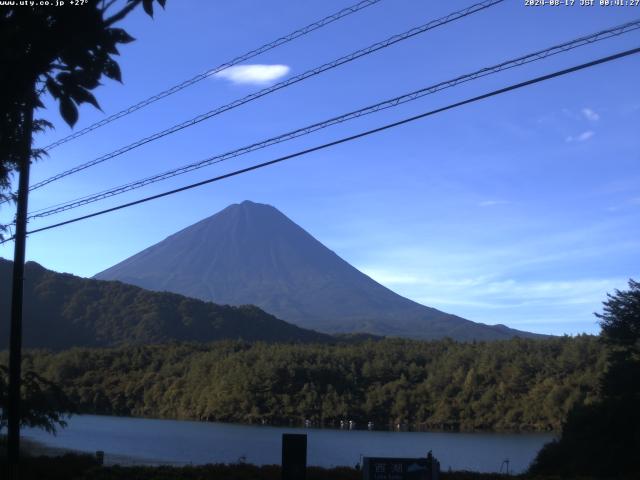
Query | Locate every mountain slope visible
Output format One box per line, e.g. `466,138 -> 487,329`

0,258 -> 332,350
95,201 -> 541,341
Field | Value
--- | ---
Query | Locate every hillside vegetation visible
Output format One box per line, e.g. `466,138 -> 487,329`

8,336 -> 605,432
0,259 -> 332,349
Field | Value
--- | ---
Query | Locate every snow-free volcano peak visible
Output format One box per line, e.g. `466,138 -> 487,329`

95,201 -> 543,341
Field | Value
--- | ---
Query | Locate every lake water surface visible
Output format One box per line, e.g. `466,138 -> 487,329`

23,415 -> 554,473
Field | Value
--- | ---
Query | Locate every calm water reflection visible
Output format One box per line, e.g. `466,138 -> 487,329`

23,414 -> 554,473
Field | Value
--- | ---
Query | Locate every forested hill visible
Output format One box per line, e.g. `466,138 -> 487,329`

0,259 -> 332,349
12,336 -> 607,432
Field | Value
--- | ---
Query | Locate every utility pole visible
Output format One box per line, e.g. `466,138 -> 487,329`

7,81 -> 35,480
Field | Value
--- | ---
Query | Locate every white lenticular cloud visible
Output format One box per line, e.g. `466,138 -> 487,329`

214,64 -> 290,85
581,107 -> 600,121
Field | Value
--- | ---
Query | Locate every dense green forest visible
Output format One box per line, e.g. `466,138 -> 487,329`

3,336 -> 605,432
0,259 -> 332,348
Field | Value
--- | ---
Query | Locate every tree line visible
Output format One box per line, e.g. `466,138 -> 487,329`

2,335 -> 605,433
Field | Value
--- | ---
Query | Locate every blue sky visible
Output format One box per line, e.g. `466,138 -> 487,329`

1,0 -> 639,335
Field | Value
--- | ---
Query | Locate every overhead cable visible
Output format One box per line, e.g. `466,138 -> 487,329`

28,19 -> 640,220
28,0 -> 504,192
4,46 -> 636,244
41,0 -> 387,151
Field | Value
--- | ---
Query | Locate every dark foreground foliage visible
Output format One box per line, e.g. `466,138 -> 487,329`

0,365 -> 74,434
530,280 -> 640,478
530,398 -> 640,477
2,335 -> 605,432
0,0 -> 166,227
0,452 -> 608,480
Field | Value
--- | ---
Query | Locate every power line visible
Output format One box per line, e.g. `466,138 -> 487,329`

4,46 -> 637,244
27,0 -> 504,193
27,19 -> 640,220
40,0 -> 386,152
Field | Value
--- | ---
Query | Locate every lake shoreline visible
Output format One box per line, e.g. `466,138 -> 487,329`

19,414 -> 554,474
66,410 -> 560,435
21,438 -> 152,467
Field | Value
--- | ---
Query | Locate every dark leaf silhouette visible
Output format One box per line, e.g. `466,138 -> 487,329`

0,0 -> 168,192
32,119 -> 54,134
143,0 -> 154,17
103,58 -> 123,82
109,27 -> 135,45
69,85 -> 101,110
59,96 -> 78,127
45,75 -> 61,98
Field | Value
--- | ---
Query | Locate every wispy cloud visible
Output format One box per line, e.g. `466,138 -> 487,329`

607,196 -> 640,212
566,130 -> 595,143
360,264 -> 628,333
478,200 -> 509,207
581,107 -> 600,122
362,269 -> 493,289
214,64 -> 290,85
362,268 -> 621,307
348,218 -> 639,334
538,109 -> 600,144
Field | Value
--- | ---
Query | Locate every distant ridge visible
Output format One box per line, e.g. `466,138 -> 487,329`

95,201 -> 543,341
0,258 -> 332,350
